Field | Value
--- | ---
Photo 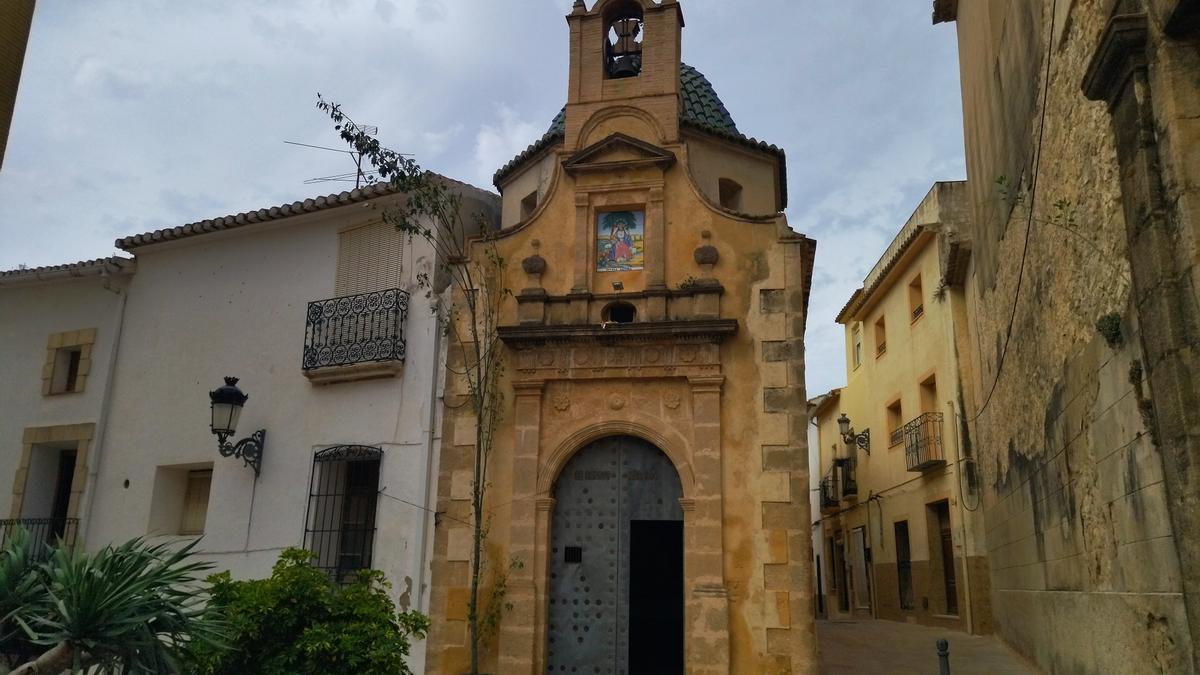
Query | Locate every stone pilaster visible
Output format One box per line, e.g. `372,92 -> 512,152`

686,375 -> 730,673
1083,11 -> 1200,672
498,381 -> 544,674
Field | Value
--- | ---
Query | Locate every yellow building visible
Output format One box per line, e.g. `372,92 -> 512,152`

423,1 -> 817,673
0,0 -> 35,170
811,181 -> 993,635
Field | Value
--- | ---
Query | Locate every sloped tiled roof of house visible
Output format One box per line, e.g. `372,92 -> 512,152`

114,176 -> 497,252
0,256 -> 134,285
492,63 -> 786,208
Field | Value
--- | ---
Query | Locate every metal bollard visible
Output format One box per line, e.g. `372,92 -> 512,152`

937,638 -> 950,675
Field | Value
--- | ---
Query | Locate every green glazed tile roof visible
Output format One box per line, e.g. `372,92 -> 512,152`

494,63 -> 785,207
541,63 -> 738,138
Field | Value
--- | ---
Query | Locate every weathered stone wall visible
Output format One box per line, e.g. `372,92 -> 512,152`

950,0 -> 1196,671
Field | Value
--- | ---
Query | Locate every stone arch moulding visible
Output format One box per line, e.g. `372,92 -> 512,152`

536,420 -> 696,499
576,105 -> 668,149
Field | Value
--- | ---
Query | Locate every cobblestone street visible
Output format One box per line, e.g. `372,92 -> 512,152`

818,619 -> 1040,674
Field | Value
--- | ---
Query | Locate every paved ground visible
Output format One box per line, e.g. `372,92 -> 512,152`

817,619 -> 1041,674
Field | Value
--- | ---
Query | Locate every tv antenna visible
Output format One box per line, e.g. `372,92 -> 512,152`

286,124 -> 409,189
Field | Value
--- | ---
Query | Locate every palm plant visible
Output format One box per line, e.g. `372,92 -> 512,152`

0,534 -> 226,674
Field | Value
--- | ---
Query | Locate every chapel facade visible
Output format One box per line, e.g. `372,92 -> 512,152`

423,1 -> 817,673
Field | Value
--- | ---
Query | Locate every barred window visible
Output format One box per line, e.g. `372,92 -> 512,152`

303,445 -> 382,582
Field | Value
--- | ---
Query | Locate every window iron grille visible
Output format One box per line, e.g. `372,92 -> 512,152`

303,445 -> 382,582
836,457 -> 858,498
904,412 -> 946,472
303,289 -> 409,371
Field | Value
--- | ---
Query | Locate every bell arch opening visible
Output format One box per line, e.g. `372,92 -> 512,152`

546,435 -> 684,674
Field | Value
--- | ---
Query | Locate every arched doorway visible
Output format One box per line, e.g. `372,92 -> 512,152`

546,435 -> 684,674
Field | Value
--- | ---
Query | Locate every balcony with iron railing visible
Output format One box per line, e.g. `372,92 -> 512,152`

819,471 -> 839,513
303,288 -> 409,384
903,412 -> 946,472
0,518 -> 79,560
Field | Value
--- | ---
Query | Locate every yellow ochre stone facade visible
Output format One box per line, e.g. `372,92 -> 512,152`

812,182 -> 992,635
424,1 -> 816,673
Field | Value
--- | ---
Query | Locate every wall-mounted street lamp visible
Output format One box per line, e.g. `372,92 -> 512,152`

209,376 -> 266,477
837,412 -> 870,455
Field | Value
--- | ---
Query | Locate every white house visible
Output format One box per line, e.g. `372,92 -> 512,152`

0,180 -> 497,671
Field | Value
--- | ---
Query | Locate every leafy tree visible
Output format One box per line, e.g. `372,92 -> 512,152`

0,532 -> 225,674
317,96 -> 513,673
186,548 -> 428,675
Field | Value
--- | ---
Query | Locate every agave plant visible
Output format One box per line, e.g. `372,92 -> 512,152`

0,534 -> 226,674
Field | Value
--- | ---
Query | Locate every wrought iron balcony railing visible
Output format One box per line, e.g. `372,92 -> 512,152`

0,518 -> 79,559
819,474 -> 839,510
303,288 -> 409,372
904,412 -> 946,472
837,457 -> 858,498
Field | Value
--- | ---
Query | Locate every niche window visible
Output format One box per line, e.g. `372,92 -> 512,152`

179,470 -> 212,535
909,275 -> 924,322
520,190 -> 538,221
604,301 -> 637,324
920,374 -> 938,414
874,315 -> 887,357
852,325 -> 863,369
605,8 -> 644,79
718,178 -> 744,211
887,400 -> 904,447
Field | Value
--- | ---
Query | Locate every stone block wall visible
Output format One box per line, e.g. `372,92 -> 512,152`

950,0 -> 1199,671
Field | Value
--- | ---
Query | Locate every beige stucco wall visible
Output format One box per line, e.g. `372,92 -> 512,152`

684,132 -> 781,216
0,271 -> 130,528
499,150 -> 558,228
813,182 -> 992,635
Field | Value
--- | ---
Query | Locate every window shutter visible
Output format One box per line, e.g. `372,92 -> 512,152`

336,221 -> 404,296
179,470 -> 212,535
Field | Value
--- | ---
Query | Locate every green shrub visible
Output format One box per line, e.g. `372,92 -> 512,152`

187,548 -> 428,675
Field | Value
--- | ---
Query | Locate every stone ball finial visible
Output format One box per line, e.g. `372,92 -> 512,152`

694,242 -> 719,266
522,254 -> 547,275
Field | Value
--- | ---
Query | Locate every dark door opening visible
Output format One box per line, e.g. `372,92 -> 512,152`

895,520 -> 913,610
833,534 -> 849,612
935,502 -> 958,615
49,450 -> 76,540
629,520 -> 683,675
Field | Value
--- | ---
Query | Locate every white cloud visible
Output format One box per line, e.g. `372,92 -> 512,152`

472,106 -> 544,189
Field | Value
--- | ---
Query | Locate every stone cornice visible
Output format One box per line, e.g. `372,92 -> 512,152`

498,319 -> 738,347
1083,13 -> 1150,106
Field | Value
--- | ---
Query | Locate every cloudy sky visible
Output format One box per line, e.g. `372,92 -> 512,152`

0,0 -> 965,398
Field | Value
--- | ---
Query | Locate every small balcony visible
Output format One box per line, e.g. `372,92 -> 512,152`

303,288 -> 409,384
836,457 -> 858,499
819,473 -> 839,513
904,412 -> 946,472
0,518 -> 79,560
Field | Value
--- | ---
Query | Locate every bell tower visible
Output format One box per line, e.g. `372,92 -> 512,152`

564,0 -> 683,151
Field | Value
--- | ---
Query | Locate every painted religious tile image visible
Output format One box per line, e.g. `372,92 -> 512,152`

596,210 -> 645,272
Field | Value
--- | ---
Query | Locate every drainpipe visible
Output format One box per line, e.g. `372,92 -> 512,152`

413,281 -> 447,613
79,267 -> 129,549
948,397 -> 975,635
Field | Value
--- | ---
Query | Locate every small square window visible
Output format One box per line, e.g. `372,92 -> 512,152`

565,546 -> 583,563
179,470 -> 212,535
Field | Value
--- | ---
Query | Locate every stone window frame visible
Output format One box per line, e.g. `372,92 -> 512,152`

10,423 -> 94,523
42,328 -> 97,396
